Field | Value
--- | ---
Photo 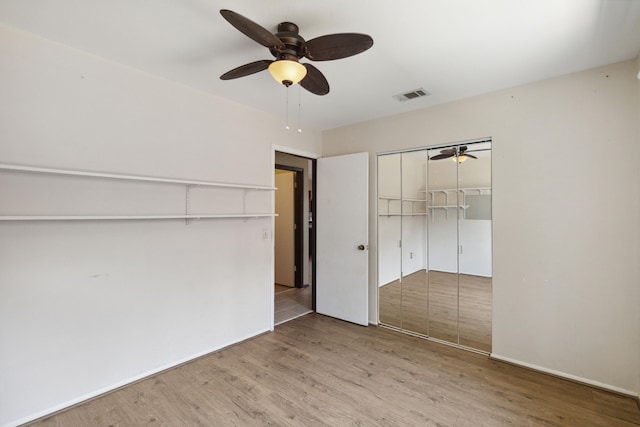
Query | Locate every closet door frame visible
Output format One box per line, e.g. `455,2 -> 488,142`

376,138 -> 492,354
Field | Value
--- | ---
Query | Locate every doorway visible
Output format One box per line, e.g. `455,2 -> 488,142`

274,152 -> 315,325
275,166 -> 303,288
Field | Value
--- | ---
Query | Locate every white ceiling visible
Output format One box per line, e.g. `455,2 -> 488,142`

1,0 -> 639,131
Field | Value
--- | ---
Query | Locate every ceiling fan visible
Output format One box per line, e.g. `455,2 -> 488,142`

429,146 -> 488,162
218,9 -> 374,95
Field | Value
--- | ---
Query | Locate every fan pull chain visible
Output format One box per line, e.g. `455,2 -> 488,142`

297,85 -> 302,133
285,86 -> 290,130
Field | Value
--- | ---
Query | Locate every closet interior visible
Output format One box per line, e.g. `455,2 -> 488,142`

377,140 -> 492,353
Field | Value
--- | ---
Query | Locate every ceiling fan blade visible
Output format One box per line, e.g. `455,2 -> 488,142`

465,154 -> 478,159
220,10 -> 285,50
300,64 -> 330,95
304,33 -> 373,61
430,153 -> 454,160
220,60 -> 272,80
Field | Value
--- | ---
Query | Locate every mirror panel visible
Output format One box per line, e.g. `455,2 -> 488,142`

427,147 -> 459,343
377,140 -> 492,353
400,150 -> 428,334
377,153 -> 402,328
458,142 -> 492,352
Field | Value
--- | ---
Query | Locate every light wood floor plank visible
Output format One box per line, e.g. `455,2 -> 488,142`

275,285 -> 312,325
27,313 -> 639,426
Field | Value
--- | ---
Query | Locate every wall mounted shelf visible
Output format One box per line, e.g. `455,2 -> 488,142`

0,214 -> 276,221
0,164 -> 275,190
0,163 -> 276,222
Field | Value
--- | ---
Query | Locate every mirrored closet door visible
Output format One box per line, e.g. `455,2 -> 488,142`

377,140 -> 492,353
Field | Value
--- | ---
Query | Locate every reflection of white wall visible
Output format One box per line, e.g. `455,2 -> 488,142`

428,214 -> 492,277
377,216 -> 401,286
402,215 -> 426,275
401,153 -> 427,276
377,155 -> 401,285
459,219 -> 492,276
428,209 -> 458,273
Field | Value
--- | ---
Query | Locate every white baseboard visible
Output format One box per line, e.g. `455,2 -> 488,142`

7,328 -> 271,427
490,353 -> 639,399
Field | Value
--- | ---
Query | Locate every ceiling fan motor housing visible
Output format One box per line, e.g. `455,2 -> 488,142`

270,22 -> 306,60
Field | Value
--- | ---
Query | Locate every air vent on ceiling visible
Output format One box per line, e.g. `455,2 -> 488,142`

393,88 -> 430,102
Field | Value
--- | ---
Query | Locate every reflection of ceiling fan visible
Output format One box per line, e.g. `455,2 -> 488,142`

429,146 -> 488,162
219,9 -> 374,95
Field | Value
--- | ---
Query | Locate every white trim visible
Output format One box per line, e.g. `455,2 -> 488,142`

272,145 -> 321,159
490,353 -> 639,398
269,144 -> 320,331
7,328 -> 271,427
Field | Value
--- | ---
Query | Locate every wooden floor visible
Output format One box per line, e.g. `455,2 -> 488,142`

28,313 -> 640,426
379,270 -> 492,352
274,284 -> 312,325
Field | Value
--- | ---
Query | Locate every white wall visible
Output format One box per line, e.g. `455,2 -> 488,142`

0,24 -> 322,427
323,59 -> 640,396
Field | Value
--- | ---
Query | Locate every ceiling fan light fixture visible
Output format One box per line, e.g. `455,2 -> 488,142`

453,155 -> 468,163
269,60 -> 307,87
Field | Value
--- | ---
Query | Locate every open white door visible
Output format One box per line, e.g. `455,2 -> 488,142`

316,152 -> 369,326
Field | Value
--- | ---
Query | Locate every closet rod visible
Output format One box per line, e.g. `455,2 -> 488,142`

0,164 -> 276,191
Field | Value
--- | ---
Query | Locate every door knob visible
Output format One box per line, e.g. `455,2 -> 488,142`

357,244 -> 366,251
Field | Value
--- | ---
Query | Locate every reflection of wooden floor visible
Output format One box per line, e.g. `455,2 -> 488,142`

275,285 -> 312,325
379,270 -> 492,352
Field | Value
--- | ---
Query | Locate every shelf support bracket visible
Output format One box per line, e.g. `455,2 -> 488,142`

185,185 -> 191,225
242,189 -> 249,222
